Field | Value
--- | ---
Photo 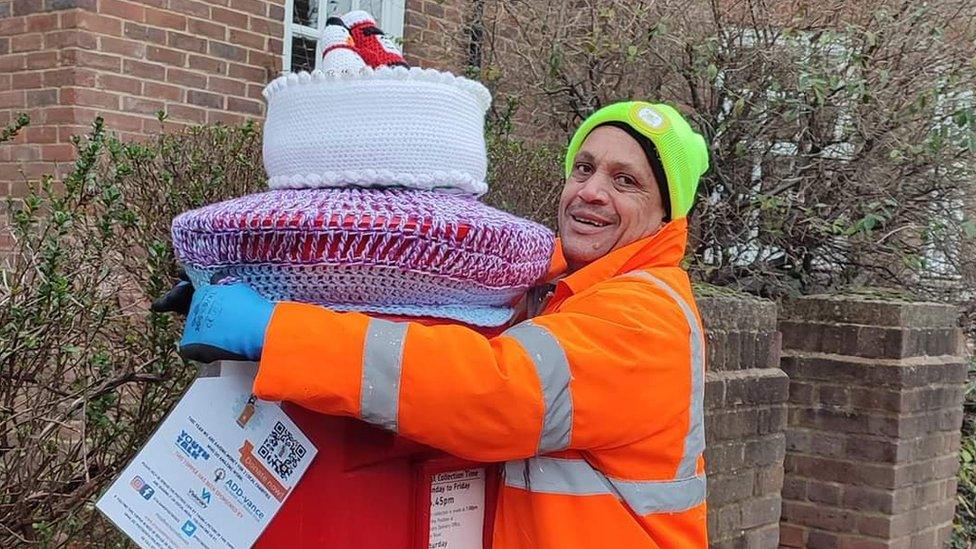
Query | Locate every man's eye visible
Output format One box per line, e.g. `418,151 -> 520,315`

614,175 -> 638,188
574,163 -> 593,176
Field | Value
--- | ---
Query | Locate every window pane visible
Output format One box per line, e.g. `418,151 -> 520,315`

324,0 -> 353,18
291,36 -> 317,72
354,0 -> 385,19
293,0 -> 317,27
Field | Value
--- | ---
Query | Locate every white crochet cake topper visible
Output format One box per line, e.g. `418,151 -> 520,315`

262,16 -> 492,196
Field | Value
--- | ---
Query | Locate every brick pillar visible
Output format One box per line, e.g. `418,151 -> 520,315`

779,295 -> 968,548
701,295 -> 789,548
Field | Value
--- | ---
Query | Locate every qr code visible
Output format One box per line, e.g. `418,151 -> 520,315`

257,421 -> 307,481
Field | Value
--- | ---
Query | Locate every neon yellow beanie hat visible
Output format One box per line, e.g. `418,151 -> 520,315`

564,101 -> 709,220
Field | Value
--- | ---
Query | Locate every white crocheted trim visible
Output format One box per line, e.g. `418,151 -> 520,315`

267,171 -> 489,195
262,66 -> 492,112
340,10 -> 373,27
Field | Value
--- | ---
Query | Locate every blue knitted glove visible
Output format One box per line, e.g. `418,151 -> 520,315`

179,282 -> 275,363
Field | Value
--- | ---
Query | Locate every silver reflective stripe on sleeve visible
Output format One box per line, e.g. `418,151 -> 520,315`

623,271 -> 706,480
504,321 -> 573,454
504,457 -> 612,496
504,457 -> 706,514
360,318 -> 408,432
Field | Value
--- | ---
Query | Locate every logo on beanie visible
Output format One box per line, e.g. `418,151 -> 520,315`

630,105 -> 670,134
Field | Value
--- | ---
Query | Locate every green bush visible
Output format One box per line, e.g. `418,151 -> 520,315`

0,116 -> 264,545
952,358 -> 976,548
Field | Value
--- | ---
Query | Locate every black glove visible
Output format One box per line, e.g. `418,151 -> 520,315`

151,268 -> 195,315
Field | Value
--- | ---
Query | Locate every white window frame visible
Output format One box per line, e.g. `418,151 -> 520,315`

282,0 -> 406,73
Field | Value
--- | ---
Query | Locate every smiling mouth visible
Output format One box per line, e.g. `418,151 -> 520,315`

571,215 -> 611,228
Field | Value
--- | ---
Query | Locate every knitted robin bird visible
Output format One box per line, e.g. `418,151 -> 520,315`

340,10 -> 408,68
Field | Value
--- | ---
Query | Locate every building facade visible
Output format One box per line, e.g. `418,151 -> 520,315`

0,0 -> 471,214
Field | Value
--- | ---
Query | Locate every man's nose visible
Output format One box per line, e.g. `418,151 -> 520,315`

577,172 -> 611,203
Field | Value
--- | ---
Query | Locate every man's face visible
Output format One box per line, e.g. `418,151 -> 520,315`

557,126 -> 667,272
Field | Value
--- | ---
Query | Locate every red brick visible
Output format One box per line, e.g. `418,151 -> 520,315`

0,74 -> 11,90
41,106 -> 76,124
0,17 -> 28,37
44,29 -> 97,49
230,98 -> 263,117
40,143 -> 74,161
207,75 -> 244,95
144,7 -> 185,30
227,61 -> 264,81
100,111 -> 145,132
187,18 -> 225,40
208,40 -> 246,62
97,73 -> 142,95
23,125 -> 58,143
0,37 -> 8,56
251,17 -> 281,39
0,54 -> 26,72
143,81 -> 181,101
207,109 -> 246,125
246,82 -> 263,100
12,0 -> 43,16
165,66 -> 205,87
0,92 -> 27,112
168,0 -> 209,17
25,13 -> 58,32
61,87 -> 118,109
11,33 -> 43,52
12,161 -> 57,180
99,36 -> 145,57
266,2 -> 282,20
165,103 -> 205,123
123,22 -> 166,45
72,49 -> 121,71
146,117 -> 188,133
26,50 -> 58,68
267,37 -> 282,56
50,0 -> 98,9
166,30 -> 206,53
211,6 -> 246,27
247,49 -> 275,69
229,28 -> 264,50
146,45 -> 185,65
121,95 -> 164,115
123,58 -> 164,79
100,0 -> 144,22
57,124 -> 89,141
187,53 -> 224,74
11,72 -> 42,89
71,11 -> 123,36
8,143 -> 40,161
186,88 -> 221,108
228,0 -> 262,17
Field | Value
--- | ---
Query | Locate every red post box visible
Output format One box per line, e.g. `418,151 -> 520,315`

255,317 -> 504,548
255,407 -> 499,548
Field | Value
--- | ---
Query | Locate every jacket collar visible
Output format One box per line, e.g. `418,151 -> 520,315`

546,217 -> 689,298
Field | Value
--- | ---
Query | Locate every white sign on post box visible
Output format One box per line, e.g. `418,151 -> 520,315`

428,468 -> 486,549
97,364 -> 316,549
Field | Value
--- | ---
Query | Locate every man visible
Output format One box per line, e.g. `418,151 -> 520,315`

163,101 -> 710,548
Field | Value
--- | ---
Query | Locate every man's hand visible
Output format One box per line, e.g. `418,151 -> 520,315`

179,281 -> 275,363
151,269 -> 195,315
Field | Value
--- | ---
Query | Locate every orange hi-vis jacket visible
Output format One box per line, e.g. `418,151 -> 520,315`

254,217 -> 708,548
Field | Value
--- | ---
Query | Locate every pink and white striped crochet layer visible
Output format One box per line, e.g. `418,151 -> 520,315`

172,188 -> 555,327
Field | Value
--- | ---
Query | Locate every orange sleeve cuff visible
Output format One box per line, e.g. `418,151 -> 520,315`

253,302 -> 370,418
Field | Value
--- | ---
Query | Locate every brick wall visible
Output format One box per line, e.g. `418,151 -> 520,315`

700,295 -> 789,548
0,0 -> 283,196
401,0 -> 467,71
779,296 -> 968,548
